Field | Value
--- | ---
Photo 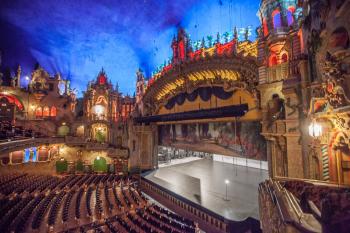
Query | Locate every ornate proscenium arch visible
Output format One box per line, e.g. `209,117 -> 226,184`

142,52 -> 259,116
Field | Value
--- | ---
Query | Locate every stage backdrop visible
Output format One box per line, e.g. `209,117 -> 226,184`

158,121 -> 267,161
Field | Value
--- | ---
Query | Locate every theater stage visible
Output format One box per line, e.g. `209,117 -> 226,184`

143,158 -> 268,221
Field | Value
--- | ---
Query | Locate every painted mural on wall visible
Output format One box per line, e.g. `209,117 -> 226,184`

158,121 -> 267,160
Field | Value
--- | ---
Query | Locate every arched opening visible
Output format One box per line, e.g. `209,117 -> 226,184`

76,159 -> 84,172
57,123 -> 70,136
0,97 -> 15,122
92,123 -> 108,143
329,27 -> 349,49
287,7 -> 295,26
91,104 -> 107,120
0,94 -> 24,111
50,106 -> 57,117
281,53 -> 288,63
263,19 -> 269,36
24,147 -> 37,162
58,82 -> 66,95
328,131 -> 350,185
36,107 -> 43,117
272,10 -> 282,29
56,158 -> 68,173
269,55 -> 278,66
12,150 -> 24,164
93,156 -> 107,172
43,106 -> 50,117
38,147 -> 48,161
76,125 -> 85,137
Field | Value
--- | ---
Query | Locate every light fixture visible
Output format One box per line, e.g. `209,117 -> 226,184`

93,105 -> 104,116
224,179 -> 230,201
309,119 -> 322,138
96,156 -> 100,160
25,76 -> 30,81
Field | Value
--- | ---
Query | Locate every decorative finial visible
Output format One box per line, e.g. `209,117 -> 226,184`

233,26 -> 238,40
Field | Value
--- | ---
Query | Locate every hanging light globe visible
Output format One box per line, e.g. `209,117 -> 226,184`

309,120 -> 322,137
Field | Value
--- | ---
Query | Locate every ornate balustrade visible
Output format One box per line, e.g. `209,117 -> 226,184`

259,178 -> 350,233
0,137 -> 65,156
261,120 -> 287,136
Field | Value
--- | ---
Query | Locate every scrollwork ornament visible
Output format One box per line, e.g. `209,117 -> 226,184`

322,54 -> 350,109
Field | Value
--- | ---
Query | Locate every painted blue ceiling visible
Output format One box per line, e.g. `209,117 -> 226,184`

0,0 -> 260,96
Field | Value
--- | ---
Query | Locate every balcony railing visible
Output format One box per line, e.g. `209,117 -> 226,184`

267,63 -> 289,83
0,137 -> 65,155
90,115 -> 108,121
261,120 -> 286,135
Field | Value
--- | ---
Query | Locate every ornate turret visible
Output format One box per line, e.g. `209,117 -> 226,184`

171,28 -> 192,63
97,68 -> 107,85
135,68 -> 145,105
257,0 -> 303,40
15,65 -> 21,88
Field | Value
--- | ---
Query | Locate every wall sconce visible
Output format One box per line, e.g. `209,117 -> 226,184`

309,119 -> 322,137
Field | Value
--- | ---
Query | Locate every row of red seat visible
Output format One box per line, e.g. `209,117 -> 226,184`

0,173 -> 197,233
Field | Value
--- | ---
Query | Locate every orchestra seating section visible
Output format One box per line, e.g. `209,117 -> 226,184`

259,179 -> 350,233
0,173 -> 197,233
0,121 -> 46,141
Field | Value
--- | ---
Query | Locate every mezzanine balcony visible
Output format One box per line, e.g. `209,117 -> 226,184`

261,120 -> 286,136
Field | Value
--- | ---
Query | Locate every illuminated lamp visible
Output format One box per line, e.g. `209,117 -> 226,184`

309,119 -> 322,137
94,105 -> 104,116
224,179 -> 230,201
96,156 -> 100,160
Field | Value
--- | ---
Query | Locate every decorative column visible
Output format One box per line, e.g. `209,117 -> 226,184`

9,152 -> 13,165
282,84 -> 304,178
320,144 -> 330,181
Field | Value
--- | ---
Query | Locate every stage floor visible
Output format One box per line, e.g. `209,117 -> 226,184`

143,158 -> 268,221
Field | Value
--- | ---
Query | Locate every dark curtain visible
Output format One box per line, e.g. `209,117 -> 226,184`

212,86 -> 233,100
175,93 -> 186,105
187,89 -> 199,101
199,87 -> 212,101
165,98 -> 176,109
164,86 -> 233,109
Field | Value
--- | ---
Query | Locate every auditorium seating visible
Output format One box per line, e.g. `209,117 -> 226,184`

63,190 -> 74,222
86,186 -> 93,216
75,187 -> 84,219
0,173 -> 198,233
48,191 -> 66,226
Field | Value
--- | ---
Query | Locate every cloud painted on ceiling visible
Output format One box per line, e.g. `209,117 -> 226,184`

0,0 -> 260,96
